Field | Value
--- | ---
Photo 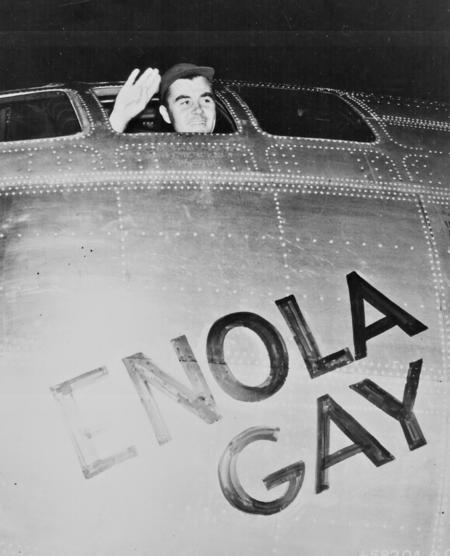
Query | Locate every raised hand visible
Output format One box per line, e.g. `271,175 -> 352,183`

109,68 -> 161,132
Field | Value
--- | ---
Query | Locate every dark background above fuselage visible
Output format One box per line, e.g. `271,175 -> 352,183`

0,0 -> 448,99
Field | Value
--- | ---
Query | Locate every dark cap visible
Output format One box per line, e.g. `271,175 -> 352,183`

159,63 -> 215,103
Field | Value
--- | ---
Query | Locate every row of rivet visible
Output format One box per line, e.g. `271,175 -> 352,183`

221,352 -> 446,382
416,194 -> 449,545
402,153 -> 429,183
215,90 -> 244,134
344,359 -> 446,380
91,91 -> 113,130
0,278 -> 424,310
50,145 -> 105,172
219,79 -> 322,93
273,191 -> 290,293
0,172 -> 448,203
0,170 -> 427,191
114,141 -> 259,172
114,187 -> 128,281
114,143 -> 158,171
72,90 -> 95,133
402,153 -> 447,186
382,115 -> 450,132
265,144 -> 403,181
338,90 -> 382,143
0,183 -> 409,202
0,183 -> 435,204
349,90 -> 450,113
347,93 -> 446,155
2,167 -> 445,193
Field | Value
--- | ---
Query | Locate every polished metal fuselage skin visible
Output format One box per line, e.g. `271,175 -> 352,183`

0,81 -> 448,556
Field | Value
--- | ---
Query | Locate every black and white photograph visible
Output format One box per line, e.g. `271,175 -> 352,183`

0,1 -> 449,555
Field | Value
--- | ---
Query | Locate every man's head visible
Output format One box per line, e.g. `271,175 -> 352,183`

159,63 -> 216,133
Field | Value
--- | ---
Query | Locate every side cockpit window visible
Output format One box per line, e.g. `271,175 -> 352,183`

234,86 -> 376,142
93,87 -> 236,134
0,91 -> 81,142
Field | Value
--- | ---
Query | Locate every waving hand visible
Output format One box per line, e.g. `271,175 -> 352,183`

109,68 -> 161,132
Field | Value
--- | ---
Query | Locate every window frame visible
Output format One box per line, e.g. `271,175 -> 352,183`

0,88 -> 90,146
92,84 -> 242,137
227,84 -> 381,145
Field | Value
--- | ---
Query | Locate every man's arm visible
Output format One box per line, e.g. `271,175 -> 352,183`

109,68 -> 161,133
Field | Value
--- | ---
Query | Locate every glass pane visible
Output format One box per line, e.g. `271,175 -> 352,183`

235,86 -> 376,142
0,91 -> 81,142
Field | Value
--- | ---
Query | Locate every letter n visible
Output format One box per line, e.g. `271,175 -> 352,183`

123,335 -> 221,445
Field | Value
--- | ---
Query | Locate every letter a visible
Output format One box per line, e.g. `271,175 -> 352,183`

346,271 -> 427,359
316,394 -> 394,493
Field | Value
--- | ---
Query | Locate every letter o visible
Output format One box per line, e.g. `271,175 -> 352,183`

207,312 -> 289,401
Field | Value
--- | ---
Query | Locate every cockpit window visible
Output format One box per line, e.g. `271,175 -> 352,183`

0,91 -> 81,142
93,87 -> 236,134
234,86 -> 376,142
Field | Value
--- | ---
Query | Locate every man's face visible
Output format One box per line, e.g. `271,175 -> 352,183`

159,76 -> 216,133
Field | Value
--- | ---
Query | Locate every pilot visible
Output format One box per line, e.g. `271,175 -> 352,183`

109,63 -> 216,134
